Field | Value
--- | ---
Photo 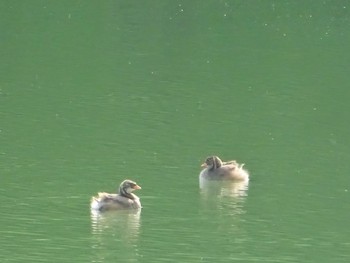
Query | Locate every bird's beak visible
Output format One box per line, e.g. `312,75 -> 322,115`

201,162 -> 208,168
133,184 -> 141,190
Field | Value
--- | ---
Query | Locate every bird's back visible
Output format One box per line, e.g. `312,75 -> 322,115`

91,192 -> 141,211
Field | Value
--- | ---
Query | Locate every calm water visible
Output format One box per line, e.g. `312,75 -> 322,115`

1,1 -> 350,262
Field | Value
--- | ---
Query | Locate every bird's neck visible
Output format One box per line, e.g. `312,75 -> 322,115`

210,158 -> 222,170
119,187 -> 135,199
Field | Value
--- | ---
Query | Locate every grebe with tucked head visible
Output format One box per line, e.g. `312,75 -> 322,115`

199,156 -> 249,181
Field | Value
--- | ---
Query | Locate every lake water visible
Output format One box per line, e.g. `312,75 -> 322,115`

1,1 -> 350,262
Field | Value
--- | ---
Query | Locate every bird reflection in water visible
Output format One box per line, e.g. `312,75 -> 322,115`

90,209 -> 141,262
199,176 -> 249,215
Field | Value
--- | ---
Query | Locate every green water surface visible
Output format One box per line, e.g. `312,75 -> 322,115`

1,1 -> 350,262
